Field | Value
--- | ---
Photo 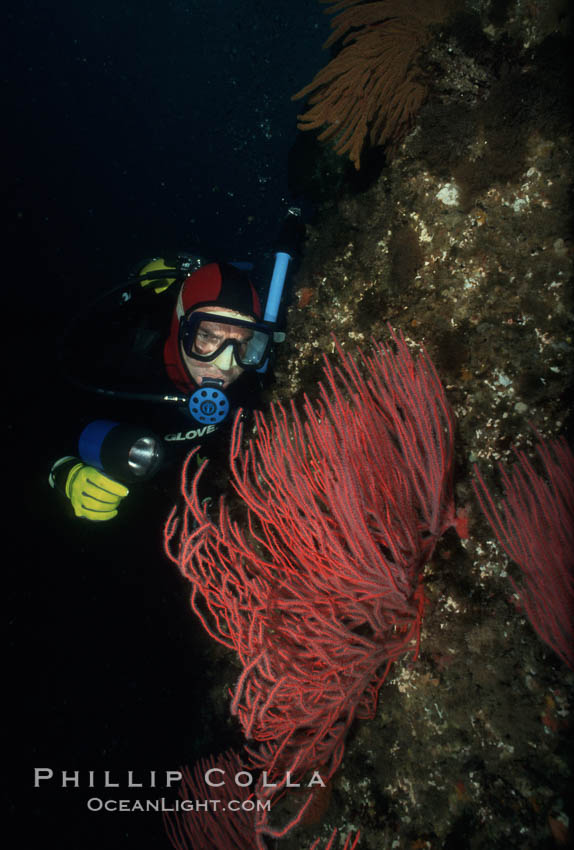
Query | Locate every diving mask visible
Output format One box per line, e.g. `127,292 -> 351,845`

180,310 -> 275,371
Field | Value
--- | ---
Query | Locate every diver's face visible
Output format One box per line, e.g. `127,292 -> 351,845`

181,306 -> 254,389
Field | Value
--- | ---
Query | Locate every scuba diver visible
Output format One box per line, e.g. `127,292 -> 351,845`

50,208 -> 305,521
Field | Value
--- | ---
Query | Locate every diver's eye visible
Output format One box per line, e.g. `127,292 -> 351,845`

195,330 -> 220,351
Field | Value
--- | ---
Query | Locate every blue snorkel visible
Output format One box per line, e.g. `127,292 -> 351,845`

263,251 -> 291,326
257,250 -> 290,373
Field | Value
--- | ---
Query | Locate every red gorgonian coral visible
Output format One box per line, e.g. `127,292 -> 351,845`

165,330 -> 459,846
473,436 -> 574,670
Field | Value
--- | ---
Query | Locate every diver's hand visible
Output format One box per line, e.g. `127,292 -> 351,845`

65,463 -> 129,521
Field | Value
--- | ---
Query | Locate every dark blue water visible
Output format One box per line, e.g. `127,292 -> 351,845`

7,3 -> 328,847
7,0 -> 327,306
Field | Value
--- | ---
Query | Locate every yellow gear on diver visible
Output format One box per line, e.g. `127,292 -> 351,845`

136,258 -> 179,293
65,463 -> 129,521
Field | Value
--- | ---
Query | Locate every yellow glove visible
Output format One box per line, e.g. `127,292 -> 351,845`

65,463 -> 129,521
137,258 -> 177,293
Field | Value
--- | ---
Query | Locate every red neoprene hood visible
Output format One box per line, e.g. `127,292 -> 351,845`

163,262 -> 262,391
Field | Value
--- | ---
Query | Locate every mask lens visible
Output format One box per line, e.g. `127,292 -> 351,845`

239,329 -> 270,366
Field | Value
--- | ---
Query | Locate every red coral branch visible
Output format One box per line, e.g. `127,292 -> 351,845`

310,827 -> 361,850
163,750 -> 256,850
473,437 -> 574,669
165,330 -> 456,846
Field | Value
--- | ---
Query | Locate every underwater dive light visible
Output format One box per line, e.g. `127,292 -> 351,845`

78,420 -> 164,484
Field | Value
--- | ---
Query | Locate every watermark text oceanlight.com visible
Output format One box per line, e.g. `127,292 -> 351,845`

86,797 -> 270,813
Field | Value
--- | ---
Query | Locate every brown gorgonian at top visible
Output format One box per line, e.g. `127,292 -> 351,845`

292,0 -> 460,168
